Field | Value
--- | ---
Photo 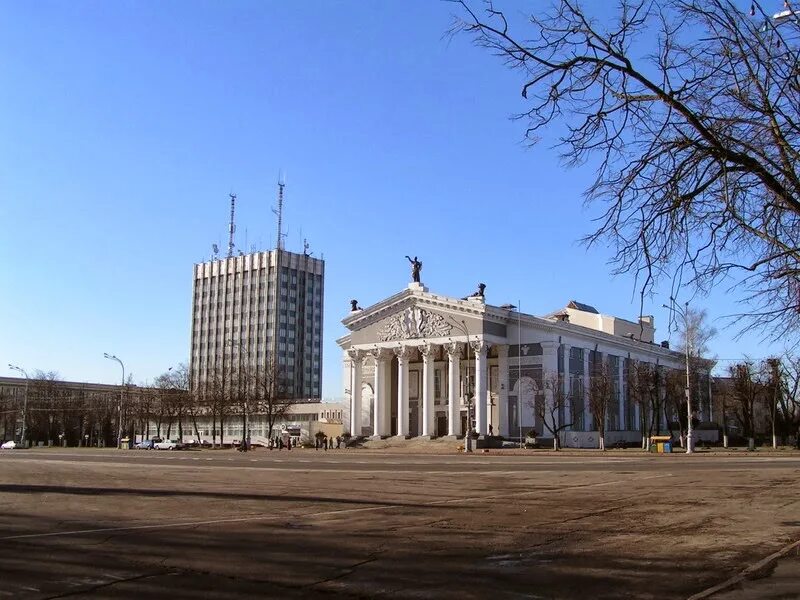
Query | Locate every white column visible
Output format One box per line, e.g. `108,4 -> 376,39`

633,360 -> 641,432
446,342 -> 463,437
420,344 -> 435,437
395,346 -> 411,437
348,349 -> 364,436
473,340 -> 488,435
381,355 -> 392,435
617,356 -> 625,431
583,349 -> 591,431
541,341 -> 559,437
562,344 -> 572,428
344,354 -> 354,434
497,345 -> 509,437
371,348 -> 390,437
707,373 -> 713,422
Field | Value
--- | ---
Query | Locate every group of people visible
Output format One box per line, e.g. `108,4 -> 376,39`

266,437 -> 293,451
261,435 -> 346,450
315,435 -> 344,450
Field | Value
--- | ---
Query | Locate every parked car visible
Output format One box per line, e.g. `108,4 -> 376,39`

134,439 -> 155,450
1,440 -> 16,450
154,439 -> 184,451
183,439 -> 210,448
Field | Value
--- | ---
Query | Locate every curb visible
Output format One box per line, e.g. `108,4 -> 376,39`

687,538 -> 800,599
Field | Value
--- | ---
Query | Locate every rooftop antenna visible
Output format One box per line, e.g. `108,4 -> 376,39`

273,172 -> 285,251
227,193 -> 237,258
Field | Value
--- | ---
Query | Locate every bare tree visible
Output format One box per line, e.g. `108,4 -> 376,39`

534,373 -> 572,450
253,357 -> 295,442
675,307 -> 718,359
664,369 -> 689,448
588,358 -> 613,450
777,355 -> 800,447
28,371 -> 61,445
627,361 -> 664,449
202,368 -> 233,448
765,357 -> 782,448
453,0 -> 800,340
727,361 -> 760,449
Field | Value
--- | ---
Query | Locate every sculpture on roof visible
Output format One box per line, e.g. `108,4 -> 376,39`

405,255 -> 422,283
350,299 -> 362,312
463,283 -> 486,300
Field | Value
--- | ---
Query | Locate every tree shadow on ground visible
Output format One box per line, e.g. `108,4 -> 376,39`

0,509 -> 735,600
0,483 -> 431,509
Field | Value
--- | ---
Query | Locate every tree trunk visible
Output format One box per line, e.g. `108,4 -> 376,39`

191,411 -> 201,443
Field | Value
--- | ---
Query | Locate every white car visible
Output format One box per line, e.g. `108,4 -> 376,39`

154,439 -> 183,451
1,440 -> 16,450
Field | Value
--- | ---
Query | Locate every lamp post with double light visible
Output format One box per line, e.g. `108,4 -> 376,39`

662,299 -> 694,454
448,318 -> 474,453
499,303 -> 523,448
8,364 -> 29,447
103,353 -> 125,449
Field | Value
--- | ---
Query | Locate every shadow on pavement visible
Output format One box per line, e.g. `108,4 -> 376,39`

0,483 -> 431,509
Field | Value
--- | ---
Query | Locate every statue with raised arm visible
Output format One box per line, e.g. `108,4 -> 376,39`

405,255 -> 422,283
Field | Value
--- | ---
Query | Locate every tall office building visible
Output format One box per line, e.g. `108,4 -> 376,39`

190,249 -> 325,399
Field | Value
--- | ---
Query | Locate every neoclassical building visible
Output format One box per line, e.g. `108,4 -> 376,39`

337,282 -> 688,448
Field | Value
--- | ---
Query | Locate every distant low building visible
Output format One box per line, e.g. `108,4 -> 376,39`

0,376 -> 143,447
157,401 -> 346,446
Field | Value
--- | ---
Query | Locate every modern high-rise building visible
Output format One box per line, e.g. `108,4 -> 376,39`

189,249 -> 324,399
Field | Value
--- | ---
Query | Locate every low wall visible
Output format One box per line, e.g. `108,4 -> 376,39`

558,429 -> 719,449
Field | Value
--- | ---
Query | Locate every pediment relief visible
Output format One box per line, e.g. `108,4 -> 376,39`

377,306 -> 452,341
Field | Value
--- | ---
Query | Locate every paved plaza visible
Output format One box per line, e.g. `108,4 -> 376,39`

1,448 -> 799,599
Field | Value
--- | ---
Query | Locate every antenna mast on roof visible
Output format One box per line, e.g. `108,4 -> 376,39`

227,193 -> 237,258
273,172 -> 285,251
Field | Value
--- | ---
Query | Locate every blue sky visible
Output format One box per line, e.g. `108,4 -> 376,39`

0,0 -> 785,396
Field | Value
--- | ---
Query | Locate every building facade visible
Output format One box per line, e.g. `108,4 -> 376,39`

190,249 -> 324,399
152,401 -> 346,447
338,283 -> 696,448
0,375 -> 137,447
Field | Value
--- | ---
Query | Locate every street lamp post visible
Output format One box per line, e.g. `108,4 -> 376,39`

8,364 -> 29,447
103,353 -> 125,449
448,318 -> 474,453
499,303 -> 523,448
662,299 -> 693,454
